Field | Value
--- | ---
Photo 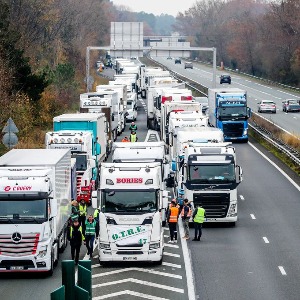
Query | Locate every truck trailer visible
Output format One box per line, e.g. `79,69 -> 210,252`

0,149 -> 72,274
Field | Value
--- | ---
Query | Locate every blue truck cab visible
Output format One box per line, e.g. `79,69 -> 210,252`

208,88 -> 251,142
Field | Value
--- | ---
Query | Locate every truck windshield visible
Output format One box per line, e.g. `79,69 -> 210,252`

188,164 -> 235,183
102,190 -> 158,213
72,154 -> 87,171
218,106 -> 247,119
0,199 -> 47,223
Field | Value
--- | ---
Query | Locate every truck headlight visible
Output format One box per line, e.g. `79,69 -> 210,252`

228,204 -> 237,216
243,129 -> 248,136
37,246 -> 48,258
149,242 -> 160,250
99,243 -> 111,250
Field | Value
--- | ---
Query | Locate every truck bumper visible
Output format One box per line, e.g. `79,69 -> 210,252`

0,255 -> 51,272
98,247 -> 163,263
204,216 -> 237,223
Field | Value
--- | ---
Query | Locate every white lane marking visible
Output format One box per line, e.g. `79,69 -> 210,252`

263,237 -> 270,244
178,217 -> 196,300
234,82 -> 281,99
250,214 -> 256,220
162,262 -> 182,269
164,244 -> 180,249
249,143 -> 300,192
92,278 -> 185,293
278,266 -> 287,275
239,195 -> 245,201
164,252 -> 180,258
92,263 -> 100,268
276,90 -> 297,97
164,235 -> 169,238
92,267 -> 182,279
93,290 -> 170,300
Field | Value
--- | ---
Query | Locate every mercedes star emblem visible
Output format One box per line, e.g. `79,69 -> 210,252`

11,232 -> 22,243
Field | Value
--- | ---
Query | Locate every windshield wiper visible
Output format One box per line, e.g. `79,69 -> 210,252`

19,217 -> 43,224
0,217 -> 14,223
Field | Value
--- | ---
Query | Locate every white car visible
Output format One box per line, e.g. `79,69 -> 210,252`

257,100 -> 276,113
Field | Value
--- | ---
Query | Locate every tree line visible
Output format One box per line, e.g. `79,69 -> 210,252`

174,0 -> 300,86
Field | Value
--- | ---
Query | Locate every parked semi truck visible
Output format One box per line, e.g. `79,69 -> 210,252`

208,88 -> 251,142
45,131 -> 95,203
53,113 -> 106,194
96,84 -> 127,135
93,161 -> 169,265
176,140 -> 243,225
80,92 -> 119,144
0,149 -> 72,275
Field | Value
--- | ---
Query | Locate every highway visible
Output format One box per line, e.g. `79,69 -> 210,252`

1,64 -> 300,300
154,57 -> 300,136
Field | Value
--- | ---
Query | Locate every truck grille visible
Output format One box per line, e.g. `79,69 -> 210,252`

0,233 -> 40,257
76,171 -> 84,196
193,193 -> 230,218
223,122 -> 244,138
116,251 -> 143,255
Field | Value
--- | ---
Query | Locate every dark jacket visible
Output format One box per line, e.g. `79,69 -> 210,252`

68,224 -> 84,246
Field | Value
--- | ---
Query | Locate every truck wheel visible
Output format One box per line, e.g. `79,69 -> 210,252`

99,259 -> 108,267
59,229 -> 68,253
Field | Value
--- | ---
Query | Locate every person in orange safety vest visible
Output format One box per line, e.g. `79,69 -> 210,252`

167,200 -> 179,243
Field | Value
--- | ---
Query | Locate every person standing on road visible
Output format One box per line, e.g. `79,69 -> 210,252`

93,208 -> 100,238
130,131 -> 138,142
167,200 -> 179,243
192,205 -> 206,241
68,217 -> 84,265
85,214 -> 97,259
129,121 -> 137,131
181,199 -> 192,240
78,199 -> 87,235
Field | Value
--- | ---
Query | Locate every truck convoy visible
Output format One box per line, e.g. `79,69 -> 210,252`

0,149 -> 72,274
93,141 -> 169,265
208,88 -> 251,142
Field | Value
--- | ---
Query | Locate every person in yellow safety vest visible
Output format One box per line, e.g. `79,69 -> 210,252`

78,199 -> 87,235
167,201 -> 179,243
68,217 -> 85,265
130,131 -> 138,142
192,205 -> 206,241
181,199 -> 192,240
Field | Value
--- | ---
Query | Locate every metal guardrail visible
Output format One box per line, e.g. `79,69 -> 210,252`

249,121 -> 300,165
146,56 -> 300,167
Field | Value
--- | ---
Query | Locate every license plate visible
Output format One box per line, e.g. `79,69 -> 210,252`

10,266 -> 24,270
123,257 -> 137,261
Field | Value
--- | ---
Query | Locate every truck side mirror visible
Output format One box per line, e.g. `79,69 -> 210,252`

92,191 -> 98,208
50,199 -> 57,218
162,190 -> 170,209
96,143 -> 101,155
236,165 -> 243,183
89,158 -> 96,169
247,107 -> 252,118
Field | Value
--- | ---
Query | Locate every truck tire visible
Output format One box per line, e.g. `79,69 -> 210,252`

59,228 -> 68,253
47,251 -> 54,277
99,259 -> 108,267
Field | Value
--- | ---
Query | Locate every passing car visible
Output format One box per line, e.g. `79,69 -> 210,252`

175,58 -> 181,64
184,62 -> 193,69
257,100 -> 277,113
282,99 -> 300,112
220,74 -> 231,84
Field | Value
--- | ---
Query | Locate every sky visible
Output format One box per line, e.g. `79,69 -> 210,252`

112,0 -> 197,17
